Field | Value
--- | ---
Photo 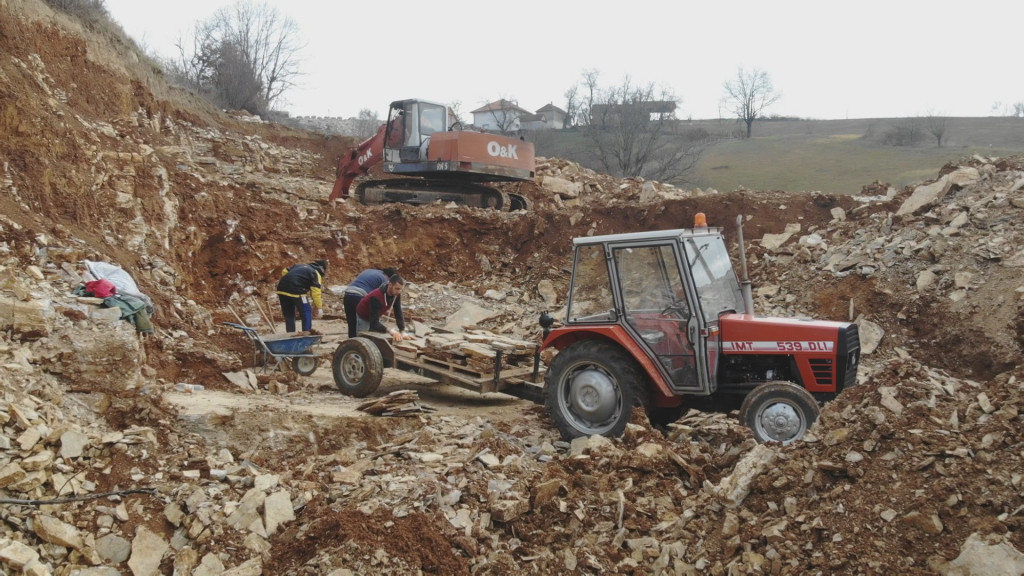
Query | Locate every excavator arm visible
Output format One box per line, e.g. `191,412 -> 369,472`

328,121 -> 391,202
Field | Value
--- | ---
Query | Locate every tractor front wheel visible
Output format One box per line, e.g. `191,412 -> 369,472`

738,381 -> 819,444
544,341 -> 643,440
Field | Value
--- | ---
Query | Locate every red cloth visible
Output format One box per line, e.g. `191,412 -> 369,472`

85,279 -> 117,298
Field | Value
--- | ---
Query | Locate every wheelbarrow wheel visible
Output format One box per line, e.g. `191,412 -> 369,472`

332,337 -> 383,397
292,356 -> 318,376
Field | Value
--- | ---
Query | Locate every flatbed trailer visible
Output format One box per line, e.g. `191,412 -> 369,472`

331,334 -> 546,402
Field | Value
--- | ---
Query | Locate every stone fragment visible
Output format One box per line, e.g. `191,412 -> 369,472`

95,533 -> 131,564
539,175 -> 583,198
490,499 -> 529,522
0,463 -> 27,488
897,176 -> 951,216
32,514 -> 84,549
709,444 -> 777,507
264,490 -> 295,535
531,479 -> 564,509
0,538 -> 41,568
947,533 -> 1024,576
60,430 -> 90,459
127,527 -> 169,576
903,511 -> 943,535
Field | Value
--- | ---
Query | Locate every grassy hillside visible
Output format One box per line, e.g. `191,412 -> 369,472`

689,117 -> 1024,195
534,117 -> 1024,196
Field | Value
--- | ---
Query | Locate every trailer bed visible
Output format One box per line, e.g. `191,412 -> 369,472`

331,332 -> 546,402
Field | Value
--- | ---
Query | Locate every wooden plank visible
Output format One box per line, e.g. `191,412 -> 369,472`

420,356 -> 494,378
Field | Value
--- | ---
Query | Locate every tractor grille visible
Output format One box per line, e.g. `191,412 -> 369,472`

809,359 -> 834,387
837,324 -> 861,392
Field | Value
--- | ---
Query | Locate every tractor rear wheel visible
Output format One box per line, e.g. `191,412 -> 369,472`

738,381 -> 819,444
544,341 -> 643,440
332,338 -> 383,398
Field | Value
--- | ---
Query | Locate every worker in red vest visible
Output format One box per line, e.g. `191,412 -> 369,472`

355,273 -> 406,340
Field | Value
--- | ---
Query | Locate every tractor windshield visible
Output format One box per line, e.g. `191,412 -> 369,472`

683,236 -> 744,321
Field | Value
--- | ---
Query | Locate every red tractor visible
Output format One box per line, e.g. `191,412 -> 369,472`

539,215 -> 861,444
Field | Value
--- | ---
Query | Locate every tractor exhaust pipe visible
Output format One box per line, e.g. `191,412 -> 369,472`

735,215 -> 756,316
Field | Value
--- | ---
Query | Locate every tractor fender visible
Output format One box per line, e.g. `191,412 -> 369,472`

542,325 -> 675,400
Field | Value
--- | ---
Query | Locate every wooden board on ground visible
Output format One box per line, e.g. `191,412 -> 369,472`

357,390 -> 436,416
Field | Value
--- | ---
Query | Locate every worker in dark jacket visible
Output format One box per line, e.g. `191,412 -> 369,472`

276,260 -> 327,333
355,273 -> 406,340
343,267 -> 397,338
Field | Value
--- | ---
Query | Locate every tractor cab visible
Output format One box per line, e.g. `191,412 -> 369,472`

559,222 -> 743,399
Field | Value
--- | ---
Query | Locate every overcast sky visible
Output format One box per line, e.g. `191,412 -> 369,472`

104,0 -> 1022,122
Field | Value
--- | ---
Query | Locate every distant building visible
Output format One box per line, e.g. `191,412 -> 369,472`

590,101 -> 677,124
471,100 -> 567,132
520,103 -> 567,131
470,100 -> 532,133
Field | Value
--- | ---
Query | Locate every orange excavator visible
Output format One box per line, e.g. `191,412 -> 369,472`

329,99 -> 536,210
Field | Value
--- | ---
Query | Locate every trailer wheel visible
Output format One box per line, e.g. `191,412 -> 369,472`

544,341 -> 642,440
292,356 -> 318,376
332,338 -> 383,398
738,381 -> 819,445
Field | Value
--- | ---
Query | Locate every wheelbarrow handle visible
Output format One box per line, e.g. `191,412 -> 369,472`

222,322 -> 259,335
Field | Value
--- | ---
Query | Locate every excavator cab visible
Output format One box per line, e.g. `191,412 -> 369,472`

384,100 -> 447,163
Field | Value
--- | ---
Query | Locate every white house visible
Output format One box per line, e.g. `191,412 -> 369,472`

470,99 -> 533,132
532,103 -> 567,130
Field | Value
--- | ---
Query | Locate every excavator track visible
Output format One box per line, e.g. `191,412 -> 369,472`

355,178 -> 529,212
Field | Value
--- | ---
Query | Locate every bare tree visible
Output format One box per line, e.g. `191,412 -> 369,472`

168,21 -> 221,93
926,113 -> 948,147
581,76 -> 707,182
563,85 -> 580,129
354,108 -> 380,140
882,117 -> 924,147
212,41 -> 264,112
722,67 -> 781,138
991,101 -> 1024,117
166,1 -> 303,115
215,1 -> 303,110
447,101 -> 465,129
579,69 -> 600,127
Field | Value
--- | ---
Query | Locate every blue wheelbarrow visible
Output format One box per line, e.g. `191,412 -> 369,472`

222,322 -> 322,375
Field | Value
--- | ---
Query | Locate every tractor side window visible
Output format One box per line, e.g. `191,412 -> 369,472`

567,245 -> 614,322
613,245 -> 680,315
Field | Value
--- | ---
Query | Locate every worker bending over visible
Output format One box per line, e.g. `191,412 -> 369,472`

356,273 -> 406,341
276,260 -> 327,333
